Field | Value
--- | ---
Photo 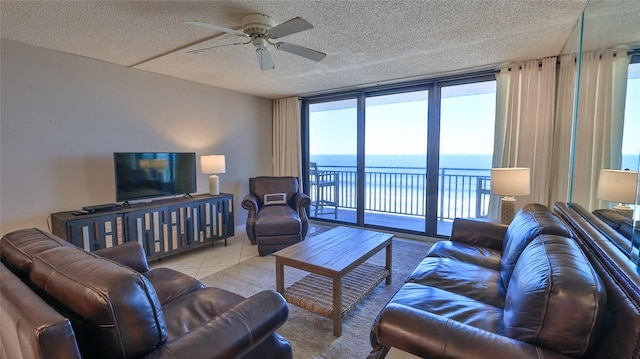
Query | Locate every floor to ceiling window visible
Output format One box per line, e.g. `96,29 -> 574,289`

622,61 -> 640,173
303,72 -> 496,237
437,80 -> 496,235
307,99 -> 357,224
621,60 -> 640,225
364,91 -> 429,231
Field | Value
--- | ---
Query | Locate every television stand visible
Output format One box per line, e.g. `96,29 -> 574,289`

51,193 -> 234,261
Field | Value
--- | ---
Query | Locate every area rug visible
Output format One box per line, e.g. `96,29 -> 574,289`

200,235 -> 433,358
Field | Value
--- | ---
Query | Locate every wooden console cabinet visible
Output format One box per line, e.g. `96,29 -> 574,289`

51,193 -> 234,261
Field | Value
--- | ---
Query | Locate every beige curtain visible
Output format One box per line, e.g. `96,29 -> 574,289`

570,48 -> 630,210
491,57 -> 557,218
549,54 -> 578,204
272,96 -> 302,179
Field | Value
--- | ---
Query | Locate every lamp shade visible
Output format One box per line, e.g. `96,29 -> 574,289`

200,155 -> 226,174
597,169 -> 640,204
490,167 -> 530,196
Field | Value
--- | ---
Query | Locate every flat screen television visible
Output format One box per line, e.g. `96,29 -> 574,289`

113,152 -> 197,202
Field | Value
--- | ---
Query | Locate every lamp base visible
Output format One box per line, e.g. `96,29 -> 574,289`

209,174 -> 220,195
613,204 -> 633,219
500,196 -> 516,225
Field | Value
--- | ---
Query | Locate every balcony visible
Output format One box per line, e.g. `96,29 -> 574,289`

309,165 -> 491,236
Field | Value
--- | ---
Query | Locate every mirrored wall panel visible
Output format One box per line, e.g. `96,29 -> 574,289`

570,1 -> 640,260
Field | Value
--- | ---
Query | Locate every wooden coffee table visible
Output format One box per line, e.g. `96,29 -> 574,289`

274,226 -> 393,336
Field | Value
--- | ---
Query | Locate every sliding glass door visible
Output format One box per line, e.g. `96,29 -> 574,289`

304,73 -> 496,237
364,91 -> 428,231
437,81 -> 496,235
308,99 -> 357,223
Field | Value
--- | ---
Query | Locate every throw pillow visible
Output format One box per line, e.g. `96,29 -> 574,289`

264,193 -> 287,205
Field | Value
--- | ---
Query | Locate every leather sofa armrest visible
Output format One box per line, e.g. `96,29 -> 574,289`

242,193 -> 259,214
144,290 -> 290,359
93,241 -> 150,273
450,218 -> 507,251
1,263 -> 82,359
292,192 -> 311,211
292,192 -> 311,237
242,194 -> 260,243
375,303 -> 572,359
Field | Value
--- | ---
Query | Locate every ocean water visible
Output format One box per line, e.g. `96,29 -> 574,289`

311,154 -> 492,171
312,154 -> 640,172
309,153 -> 640,220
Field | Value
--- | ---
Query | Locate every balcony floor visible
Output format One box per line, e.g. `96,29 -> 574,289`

312,208 -> 454,237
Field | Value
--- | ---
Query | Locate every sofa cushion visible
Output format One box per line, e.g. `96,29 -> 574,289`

161,287 -> 246,338
29,246 -> 168,359
143,267 -> 205,305
388,283 -> 503,334
504,235 -> 605,357
500,204 -> 573,287
93,241 -> 150,273
0,228 -> 71,278
255,206 -> 302,236
406,257 -> 505,308
426,241 -> 502,270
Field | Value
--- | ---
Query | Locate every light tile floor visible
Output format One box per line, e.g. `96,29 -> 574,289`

149,223 -> 328,279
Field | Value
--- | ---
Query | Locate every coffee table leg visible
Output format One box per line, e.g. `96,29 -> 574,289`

332,275 -> 342,337
386,241 -> 392,285
276,258 -> 284,294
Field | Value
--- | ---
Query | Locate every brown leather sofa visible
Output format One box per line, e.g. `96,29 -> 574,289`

242,176 -> 311,256
370,203 -> 614,359
1,228 -> 292,359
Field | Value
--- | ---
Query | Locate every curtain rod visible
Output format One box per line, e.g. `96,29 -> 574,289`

302,69 -> 495,101
500,46 -> 640,73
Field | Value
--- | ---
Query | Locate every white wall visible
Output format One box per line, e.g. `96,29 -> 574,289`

0,39 -> 273,233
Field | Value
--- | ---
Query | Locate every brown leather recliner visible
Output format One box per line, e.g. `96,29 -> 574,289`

0,228 -> 293,359
242,176 -> 311,256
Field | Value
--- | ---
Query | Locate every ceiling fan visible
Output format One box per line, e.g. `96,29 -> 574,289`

185,14 -> 326,71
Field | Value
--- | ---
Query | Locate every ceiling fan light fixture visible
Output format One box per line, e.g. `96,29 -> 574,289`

256,48 -> 274,71
252,37 -> 268,50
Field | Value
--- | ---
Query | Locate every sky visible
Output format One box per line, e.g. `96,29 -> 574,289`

310,66 -> 638,159
309,82 -> 496,156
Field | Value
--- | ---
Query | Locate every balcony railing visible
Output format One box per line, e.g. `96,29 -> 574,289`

309,165 -> 491,222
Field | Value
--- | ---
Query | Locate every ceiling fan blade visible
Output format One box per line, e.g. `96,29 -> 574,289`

256,48 -> 275,71
187,42 -> 246,54
276,42 -> 326,62
185,21 -> 247,37
268,17 -> 313,39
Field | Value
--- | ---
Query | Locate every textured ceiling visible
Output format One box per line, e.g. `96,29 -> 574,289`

1,1 -> 638,99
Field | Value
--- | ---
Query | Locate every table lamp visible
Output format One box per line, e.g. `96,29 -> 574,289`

597,169 -> 639,219
200,155 -> 226,195
491,167 -> 530,224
